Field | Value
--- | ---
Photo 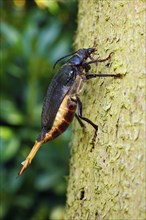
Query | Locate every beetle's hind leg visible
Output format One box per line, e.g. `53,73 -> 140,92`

76,96 -> 98,145
75,113 -> 86,128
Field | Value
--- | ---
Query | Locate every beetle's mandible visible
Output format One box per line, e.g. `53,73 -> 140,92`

18,46 -> 121,176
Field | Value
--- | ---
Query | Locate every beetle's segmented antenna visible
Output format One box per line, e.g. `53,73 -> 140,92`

53,50 -> 79,69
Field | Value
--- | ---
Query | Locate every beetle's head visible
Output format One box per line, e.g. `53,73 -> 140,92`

53,39 -> 97,68
68,47 -> 97,66
85,39 -> 97,58
86,47 -> 97,58
77,47 -> 96,60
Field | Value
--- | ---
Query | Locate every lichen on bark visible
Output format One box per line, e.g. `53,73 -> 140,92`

65,1 -> 145,220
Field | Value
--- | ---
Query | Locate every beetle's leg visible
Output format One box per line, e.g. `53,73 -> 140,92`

75,113 -> 85,128
82,63 -> 91,73
86,52 -> 113,65
83,52 -> 113,73
76,96 -> 98,130
86,73 -> 122,79
76,96 -> 98,144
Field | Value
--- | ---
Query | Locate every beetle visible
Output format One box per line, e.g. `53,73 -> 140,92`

18,45 -> 121,176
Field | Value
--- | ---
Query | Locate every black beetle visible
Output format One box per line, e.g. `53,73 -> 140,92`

18,46 -> 121,176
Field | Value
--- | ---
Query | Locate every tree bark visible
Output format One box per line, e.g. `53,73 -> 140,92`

65,1 -> 145,220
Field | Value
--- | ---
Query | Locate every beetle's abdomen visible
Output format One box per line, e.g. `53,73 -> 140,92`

43,95 -> 77,142
18,95 -> 76,176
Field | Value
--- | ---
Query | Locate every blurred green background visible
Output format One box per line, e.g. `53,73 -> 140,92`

0,0 -> 77,219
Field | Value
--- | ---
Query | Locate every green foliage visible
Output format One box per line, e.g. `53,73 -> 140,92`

0,0 -> 77,219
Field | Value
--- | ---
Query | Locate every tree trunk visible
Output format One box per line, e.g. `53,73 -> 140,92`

65,1 -> 145,220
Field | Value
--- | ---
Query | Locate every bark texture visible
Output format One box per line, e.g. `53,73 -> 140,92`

65,1 -> 145,220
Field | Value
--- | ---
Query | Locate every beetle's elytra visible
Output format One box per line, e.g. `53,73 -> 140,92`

18,45 -> 121,176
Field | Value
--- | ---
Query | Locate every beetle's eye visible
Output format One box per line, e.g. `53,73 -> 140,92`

89,48 -> 94,54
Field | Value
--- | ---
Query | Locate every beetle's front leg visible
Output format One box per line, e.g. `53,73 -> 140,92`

86,52 -> 113,65
76,96 -> 98,144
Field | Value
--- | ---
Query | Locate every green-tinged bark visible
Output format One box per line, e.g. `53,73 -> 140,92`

65,1 -> 145,220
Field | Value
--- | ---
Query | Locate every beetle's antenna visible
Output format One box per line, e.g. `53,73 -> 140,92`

53,50 -> 78,69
